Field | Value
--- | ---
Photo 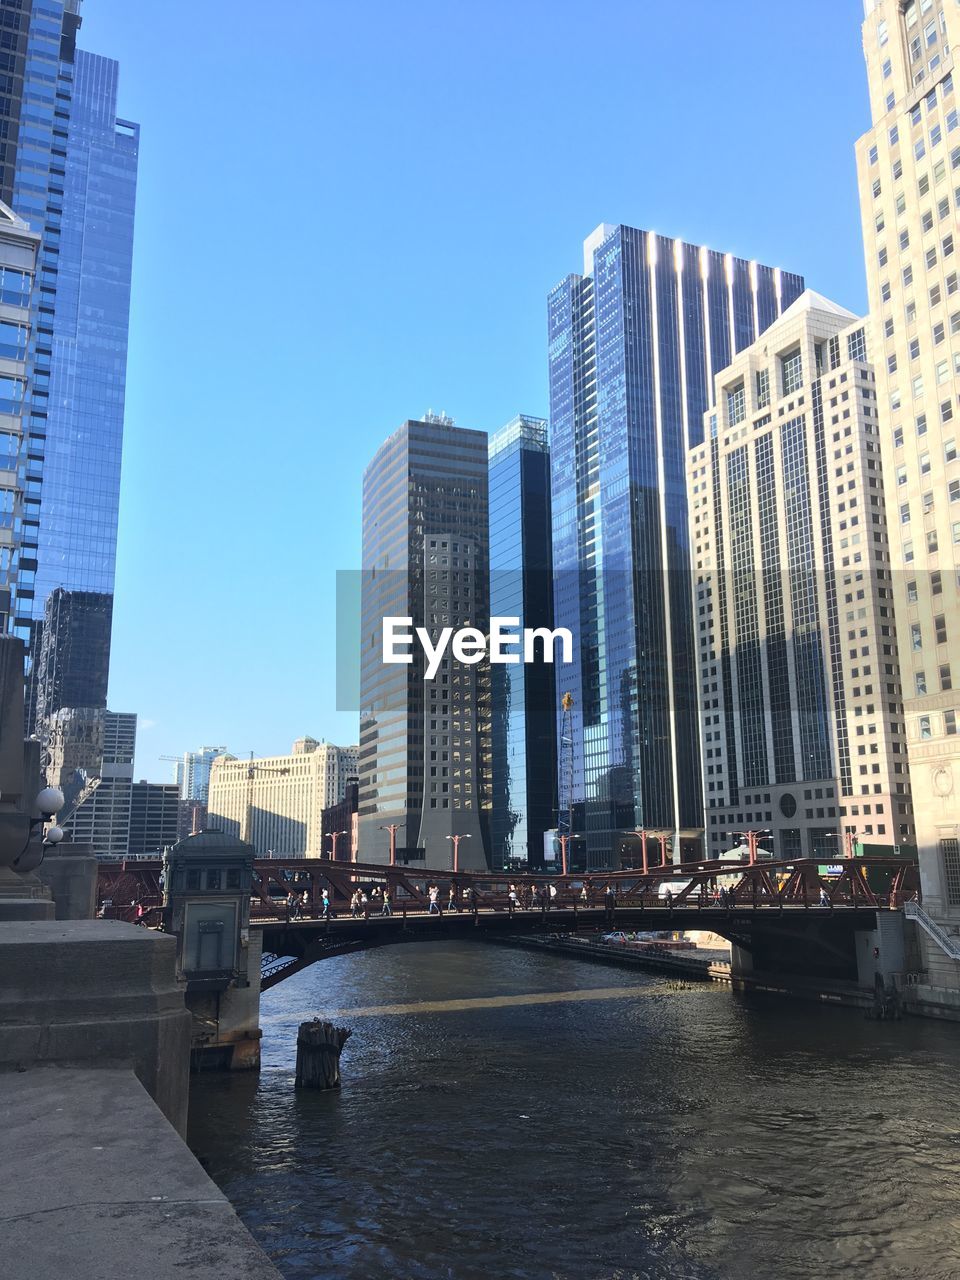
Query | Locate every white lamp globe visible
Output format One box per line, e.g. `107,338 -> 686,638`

36,787 -> 64,816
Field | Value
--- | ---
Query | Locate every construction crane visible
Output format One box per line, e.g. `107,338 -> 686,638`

236,753 -> 290,848
557,692 -> 575,845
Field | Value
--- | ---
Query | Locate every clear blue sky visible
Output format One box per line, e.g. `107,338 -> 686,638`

81,0 -> 872,780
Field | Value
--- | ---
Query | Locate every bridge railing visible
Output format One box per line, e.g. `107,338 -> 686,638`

97,853 -> 921,926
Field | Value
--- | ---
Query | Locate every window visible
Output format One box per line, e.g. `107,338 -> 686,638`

873,178 -> 883,199
914,374 -> 926,398
901,229 -> 911,250
781,348 -> 802,395
890,123 -> 900,145
932,124 -> 943,148
947,712 -> 958,736
0,375 -> 25,414
870,142 -> 880,164
947,438 -> 958,462
941,838 -> 960,907
905,540 -> 915,562
887,91 -> 896,112
894,426 -> 905,448
935,321 -> 946,343
756,368 -> 770,408
946,234 -> 956,257
923,209 -> 935,232
920,715 -> 933,739
943,399 -> 954,422
927,246 -> 939,268
941,664 -> 953,691
848,329 -> 868,363
0,321 -> 26,361
910,337 -> 922,359
889,353 -> 899,374
878,19 -> 888,48
916,139 -> 927,161
936,614 -> 948,644
931,282 -> 942,306
901,501 -> 912,524
916,671 -> 928,695
903,264 -> 914,286
921,451 -> 932,473
951,479 -> 960,502
912,623 -> 923,650
927,529 -> 939,553
883,57 -> 892,79
912,103 -> 924,126
897,464 -> 908,486
917,412 -> 928,435
881,280 -> 892,302
907,579 -> 919,602
885,317 -> 895,337
879,246 -> 889,267
726,382 -> 745,426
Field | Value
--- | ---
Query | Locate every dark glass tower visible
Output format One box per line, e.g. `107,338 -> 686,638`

358,414 -> 491,870
549,223 -> 803,868
0,3 -> 138,733
488,414 -> 556,871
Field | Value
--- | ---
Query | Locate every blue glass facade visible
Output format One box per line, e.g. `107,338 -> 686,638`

0,3 -> 138,729
488,415 -> 556,871
549,224 -> 803,868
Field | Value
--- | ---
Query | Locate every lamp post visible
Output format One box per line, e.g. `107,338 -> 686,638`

634,828 -> 650,875
655,831 -> 671,868
732,829 -> 770,866
379,822 -> 403,867
326,829 -> 348,861
557,833 -> 570,877
445,832 -> 471,872
844,827 -> 860,859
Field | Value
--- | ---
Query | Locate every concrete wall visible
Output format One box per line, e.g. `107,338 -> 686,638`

3,1066 -> 281,1280
0,920 -> 191,1134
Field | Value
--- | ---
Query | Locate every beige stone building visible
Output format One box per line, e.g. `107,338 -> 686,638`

207,737 -> 359,858
688,291 -> 913,861
856,1 -> 960,957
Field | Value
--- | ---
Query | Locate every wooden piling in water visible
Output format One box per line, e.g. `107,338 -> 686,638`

295,1018 -> 352,1089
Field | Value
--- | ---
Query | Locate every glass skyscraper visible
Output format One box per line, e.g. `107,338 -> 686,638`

549,223 -> 803,868
0,2 -> 138,734
358,414 -> 491,870
488,414 -> 556,871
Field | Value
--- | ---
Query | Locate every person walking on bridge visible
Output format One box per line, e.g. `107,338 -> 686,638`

448,884 -> 457,913
321,888 -> 331,921
350,890 -> 361,919
508,884 -> 519,913
428,884 -> 440,914
381,888 -> 392,917
819,886 -> 831,908
548,882 -> 557,911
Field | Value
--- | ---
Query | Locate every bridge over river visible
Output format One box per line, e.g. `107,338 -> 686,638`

98,852 -> 920,993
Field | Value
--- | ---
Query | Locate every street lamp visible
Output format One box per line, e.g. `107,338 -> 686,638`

379,822 -> 404,867
732,829 -> 770,866
557,832 -> 570,876
445,832 -> 471,872
326,829 -> 348,860
634,828 -> 650,875
13,786 -> 65,872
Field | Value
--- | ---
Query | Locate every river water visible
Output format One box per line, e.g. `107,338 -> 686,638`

188,942 -> 960,1280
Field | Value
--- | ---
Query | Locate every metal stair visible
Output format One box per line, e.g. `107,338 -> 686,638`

904,899 -> 960,961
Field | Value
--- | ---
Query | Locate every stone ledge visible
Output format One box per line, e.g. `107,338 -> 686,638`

0,920 -> 191,1134
1,1066 -> 281,1280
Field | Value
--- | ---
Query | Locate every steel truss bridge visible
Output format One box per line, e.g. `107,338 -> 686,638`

96,853 -> 920,991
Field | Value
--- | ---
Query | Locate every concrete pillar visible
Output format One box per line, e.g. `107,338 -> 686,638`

36,842 -> 98,920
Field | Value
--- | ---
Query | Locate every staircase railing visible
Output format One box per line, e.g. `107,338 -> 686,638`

903,898 -> 960,961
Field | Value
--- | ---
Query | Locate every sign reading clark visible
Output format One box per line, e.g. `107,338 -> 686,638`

382,617 -> 574,680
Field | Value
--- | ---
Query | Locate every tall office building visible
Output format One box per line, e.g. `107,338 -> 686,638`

0,2 -> 138,731
32,586 -> 111,725
549,223 -> 804,868
62,709 -> 137,857
127,781 -> 180,857
358,414 -> 491,869
857,1 -> 960,955
172,746 -> 228,805
688,291 -> 914,861
488,414 -> 556,871
0,201 -> 39,636
208,738 -> 359,858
